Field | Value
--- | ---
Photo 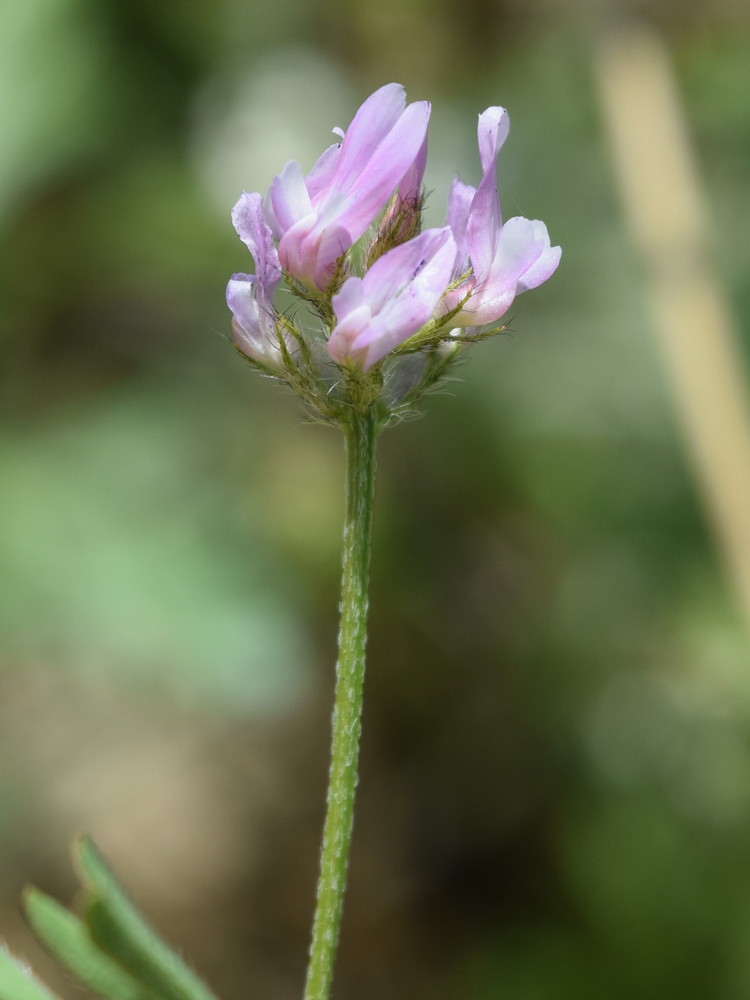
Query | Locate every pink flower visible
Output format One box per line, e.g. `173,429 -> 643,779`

262,83 -> 431,290
328,227 -> 457,371
444,107 -> 561,326
227,87 -> 561,383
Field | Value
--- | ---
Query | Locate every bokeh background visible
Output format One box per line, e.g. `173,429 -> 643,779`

2,0 -> 750,997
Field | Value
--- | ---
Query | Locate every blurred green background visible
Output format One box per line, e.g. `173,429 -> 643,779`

1,0 -> 750,998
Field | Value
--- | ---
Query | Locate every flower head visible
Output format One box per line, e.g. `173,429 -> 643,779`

226,85 -> 560,426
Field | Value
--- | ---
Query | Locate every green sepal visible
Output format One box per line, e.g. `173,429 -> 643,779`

73,838 -> 218,1000
23,888 -> 158,1000
0,945 -> 60,1000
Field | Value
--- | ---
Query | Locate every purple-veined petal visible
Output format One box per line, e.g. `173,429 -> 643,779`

269,160 -> 313,233
231,191 -> 282,296
515,220 -> 561,292
446,175 -> 476,276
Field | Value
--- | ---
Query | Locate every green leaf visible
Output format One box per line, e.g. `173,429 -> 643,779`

0,945 -> 60,1000
73,838 -> 218,1000
23,888 -> 160,1000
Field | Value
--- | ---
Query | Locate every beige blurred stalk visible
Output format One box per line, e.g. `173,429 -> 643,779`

595,23 -> 750,628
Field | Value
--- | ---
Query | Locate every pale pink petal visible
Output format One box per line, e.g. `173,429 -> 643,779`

489,217 -> 545,289
330,101 -> 431,244
464,106 -> 511,281
331,275 -> 365,317
460,216 -> 546,325
327,303 -> 373,362
397,133 -> 428,203
361,227 -> 452,313
269,160 -> 313,233
312,222 -> 352,288
306,142 -> 342,201
277,212 -> 319,283
477,106 -> 509,174
446,175 -> 476,276
263,189 -> 283,240
330,83 -> 407,194
353,304 -> 426,370
515,220 -> 561,292
465,167 -> 501,281
356,257 -> 449,370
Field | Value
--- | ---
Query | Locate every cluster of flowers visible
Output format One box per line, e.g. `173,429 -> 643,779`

226,83 -> 560,423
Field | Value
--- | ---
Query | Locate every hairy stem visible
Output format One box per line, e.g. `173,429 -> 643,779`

303,409 -> 378,1000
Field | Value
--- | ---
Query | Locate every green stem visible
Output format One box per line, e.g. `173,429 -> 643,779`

303,409 -> 378,1000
